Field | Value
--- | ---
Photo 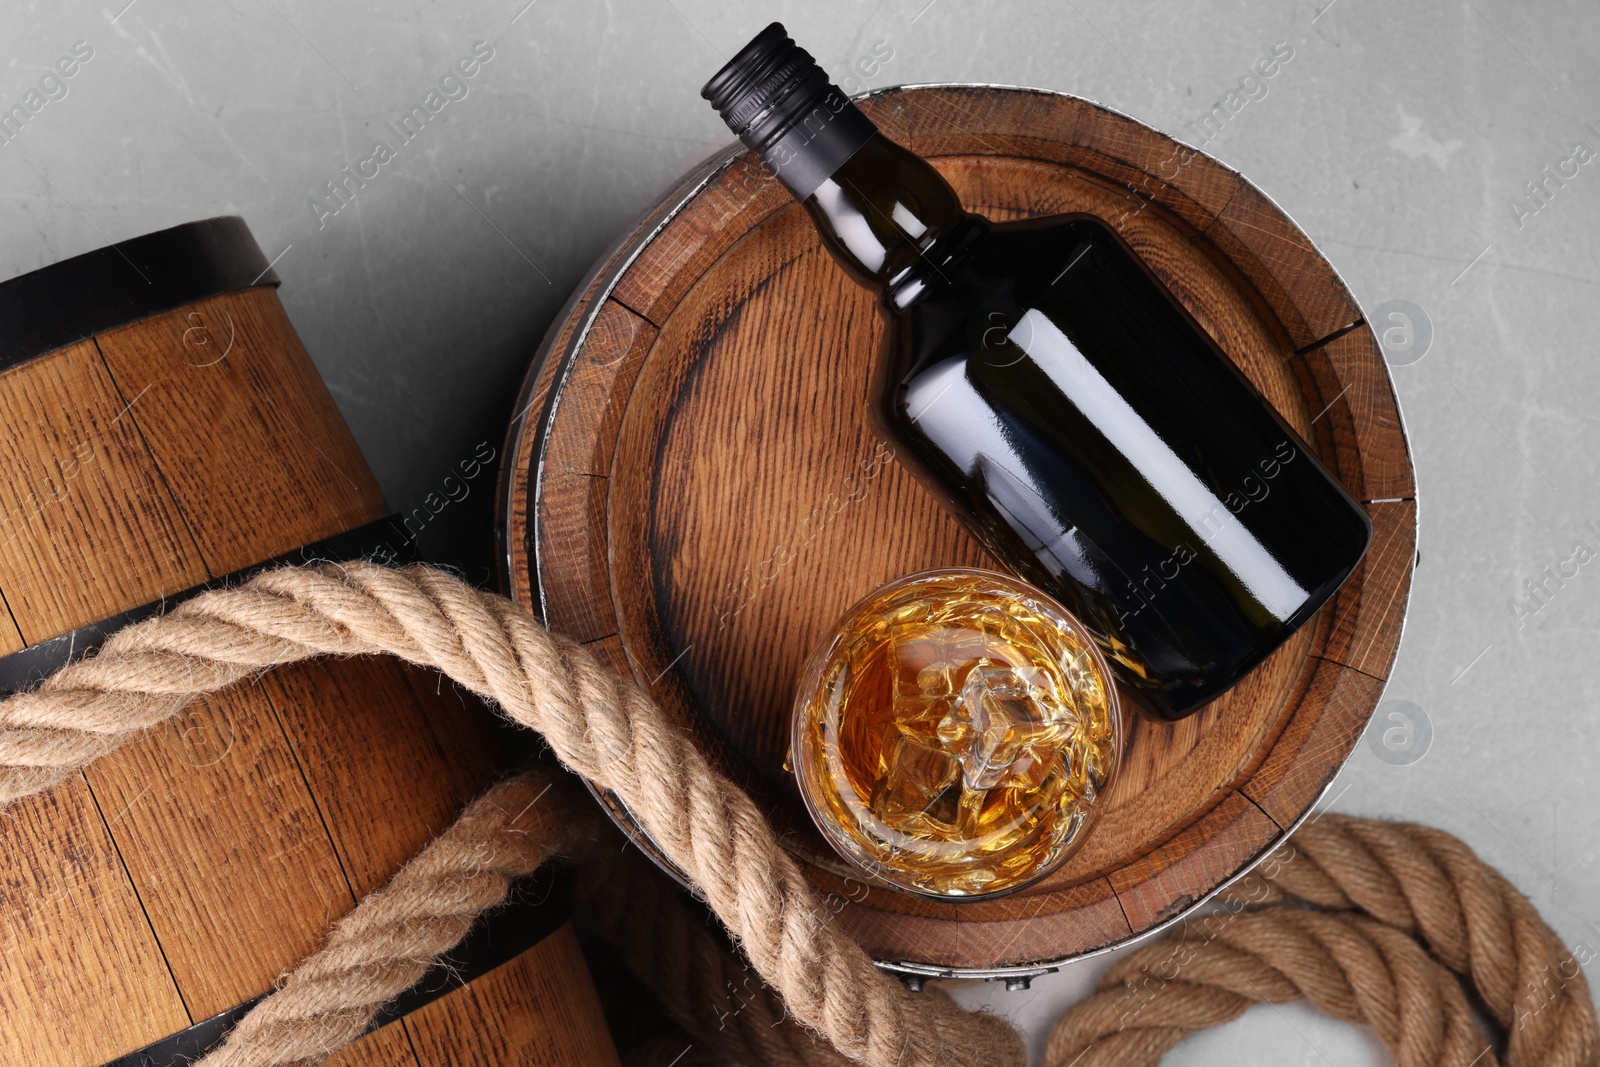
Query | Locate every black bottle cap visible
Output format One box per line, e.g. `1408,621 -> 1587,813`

700,22 -> 877,199
701,23 -> 827,150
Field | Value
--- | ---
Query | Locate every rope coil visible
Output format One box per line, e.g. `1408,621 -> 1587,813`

0,562 -> 1591,1066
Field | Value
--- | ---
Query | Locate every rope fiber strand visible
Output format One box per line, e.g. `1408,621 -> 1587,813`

0,562 -> 1021,1067
199,767 -> 857,1067
0,562 -> 1592,1067
199,771 -> 573,1066
1047,812 -> 1600,1066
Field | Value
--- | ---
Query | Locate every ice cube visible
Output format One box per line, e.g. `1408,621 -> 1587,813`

890,645 -> 953,725
889,628 -> 992,734
916,662 -> 956,696
956,781 -> 988,839
893,628 -> 990,695
870,729 -> 962,830
937,660 -> 1071,790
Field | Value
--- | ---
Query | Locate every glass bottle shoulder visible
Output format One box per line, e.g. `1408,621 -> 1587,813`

891,212 -> 1122,377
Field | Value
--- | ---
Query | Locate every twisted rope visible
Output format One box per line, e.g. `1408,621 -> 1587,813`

1047,817 -> 1598,1067
1045,904 -> 1492,1065
198,770 -> 570,1066
0,562 -> 1020,1067
561,787 -> 861,1067
197,765 -> 852,1067
1,562 -> 1592,1066
1265,816 -> 1597,1065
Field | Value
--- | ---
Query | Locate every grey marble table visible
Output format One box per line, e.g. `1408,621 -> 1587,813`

3,1 -> 1596,1062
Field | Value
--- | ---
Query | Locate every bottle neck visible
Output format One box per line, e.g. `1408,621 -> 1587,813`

701,23 -> 976,309
792,129 -> 978,310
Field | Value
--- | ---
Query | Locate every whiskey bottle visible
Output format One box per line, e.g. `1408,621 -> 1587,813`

702,24 -> 1372,721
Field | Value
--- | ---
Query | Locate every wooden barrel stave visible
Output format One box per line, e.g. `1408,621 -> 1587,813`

0,226 -> 617,1065
0,335 -> 206,643
92,286 -> 385,576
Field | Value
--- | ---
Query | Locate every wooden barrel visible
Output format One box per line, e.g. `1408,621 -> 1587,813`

500,86 -> 1417,980
0,218 -> 619,1066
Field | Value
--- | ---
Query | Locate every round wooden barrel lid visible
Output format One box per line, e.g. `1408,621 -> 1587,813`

498,85 -> 1417,977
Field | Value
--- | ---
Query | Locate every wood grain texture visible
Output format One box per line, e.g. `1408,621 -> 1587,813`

859,86 -> 1091,177
0,339 -> 207,643
504,86 -> 1416,971
612,153 -> 794,326
406,924 -> 621,1067
1203,181 -> 1364,350
1063,101 -> 1243,229
84,680 -> 357,1019
263,657 -> 506,898
503,277 -> 659,637
1106,791 -> 1284,934
1317,500 -> 1417,681
824,867 -> 1134,969
0,778 -> 189,1067
543,301 -> 657,480
94,287 -> 385,575
540,473 -> 617,646
1293,327 -> 1415,503
1242,656 -> 1388,829
324,1024 -> 420,1067
0,283 -> 617,1064
264,655 -> 618,1065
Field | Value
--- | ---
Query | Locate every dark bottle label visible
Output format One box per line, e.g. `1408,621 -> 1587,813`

758,90 -> 877,200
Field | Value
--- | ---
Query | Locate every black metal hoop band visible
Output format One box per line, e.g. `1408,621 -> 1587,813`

0,513 -> 575,1064
100,868 -> 568,1067
0,216 -> 282,371
0,513 -> 412,697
